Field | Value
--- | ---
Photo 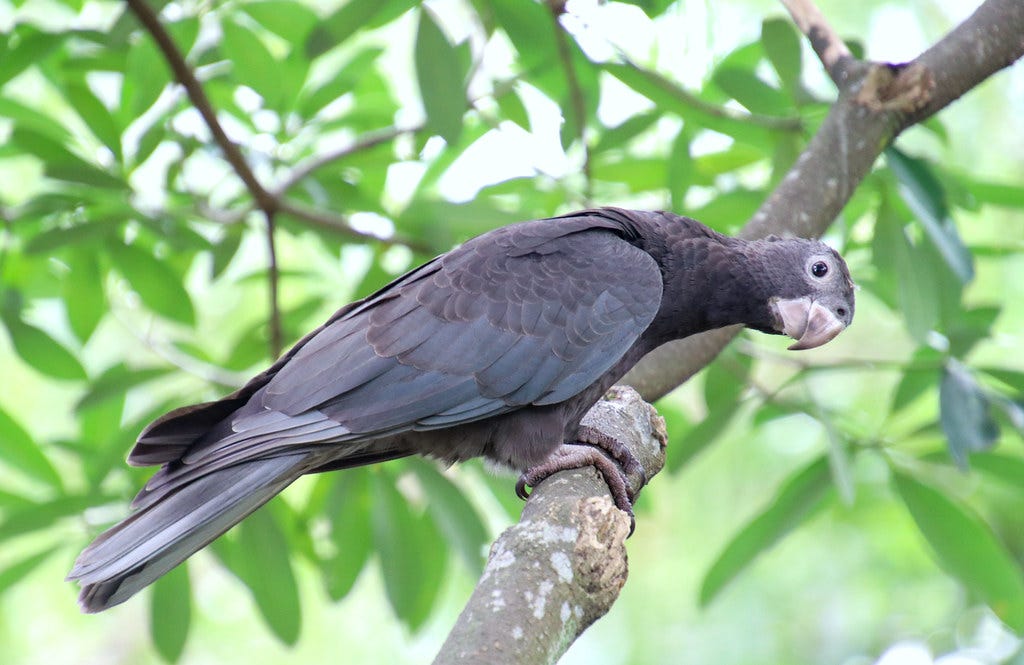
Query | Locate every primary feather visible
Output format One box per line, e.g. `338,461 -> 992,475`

69,208 -> 854,612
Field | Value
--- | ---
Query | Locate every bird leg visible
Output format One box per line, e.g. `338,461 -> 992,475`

516,425 -> 644,534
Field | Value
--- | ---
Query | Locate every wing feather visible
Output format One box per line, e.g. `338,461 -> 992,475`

176,213 -> 663,471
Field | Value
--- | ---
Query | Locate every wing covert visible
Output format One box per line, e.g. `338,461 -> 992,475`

257,220 -> 663,436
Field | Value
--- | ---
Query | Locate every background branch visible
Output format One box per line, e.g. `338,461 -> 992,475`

780,0 -> 854,82
126,0 -> 277,216
623,0 -> 1024,402
434,387 -> 667,665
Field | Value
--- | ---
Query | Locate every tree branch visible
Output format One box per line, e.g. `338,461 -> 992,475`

129,0 -> 434,266
125,0 -> 277,216
780,0 -> 855,83
274,125 -> 417,199
434,387 -> 666,665
623,0 -> 1024,402
263,212 -> 283,358
276,199 -> 436,254
613,59 -> 805,132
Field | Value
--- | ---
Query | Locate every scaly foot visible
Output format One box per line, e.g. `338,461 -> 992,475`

516,427 -> 643,535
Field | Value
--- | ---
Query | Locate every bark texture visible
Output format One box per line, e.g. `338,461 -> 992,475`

433,387 -> 666,665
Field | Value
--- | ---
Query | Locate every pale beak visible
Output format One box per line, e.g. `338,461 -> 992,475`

771,297 -> 847,351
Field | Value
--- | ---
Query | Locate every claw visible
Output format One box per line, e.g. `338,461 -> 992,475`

515,474 -> 531,501
516,431 -> 644,537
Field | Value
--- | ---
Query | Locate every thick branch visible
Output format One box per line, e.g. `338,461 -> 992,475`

435,387 -> 667,665
623,0 -> 1024,402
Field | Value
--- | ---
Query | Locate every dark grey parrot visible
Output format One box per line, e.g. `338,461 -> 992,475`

69,207 -> 855,612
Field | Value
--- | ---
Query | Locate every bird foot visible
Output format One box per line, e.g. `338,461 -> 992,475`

516,426 -> 643,535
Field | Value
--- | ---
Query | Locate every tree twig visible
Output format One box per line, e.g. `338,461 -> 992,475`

434,387 -> 667,665
274,125 -> 417,198
780,0 -> 855,83
125,0 -> 277,216
611,58 -> 805,132
623,0 -> 1024,402
263,211 -> 283,358
276,199 -> 436,254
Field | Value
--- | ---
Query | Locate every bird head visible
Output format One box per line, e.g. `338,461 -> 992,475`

748,236 -> 855,350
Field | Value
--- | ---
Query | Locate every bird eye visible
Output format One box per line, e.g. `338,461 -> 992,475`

810,261 -> 829,278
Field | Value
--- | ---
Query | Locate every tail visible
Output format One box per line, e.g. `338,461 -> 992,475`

67,452 -> 309,613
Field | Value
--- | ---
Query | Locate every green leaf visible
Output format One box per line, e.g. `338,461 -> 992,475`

894,471 -> 1024,631
0,26 -> 64,87
495,87 -> 530,131
109,242 -> 195,326
688,188 -> 763,232
10,128 -> 125,189
415,8 -> 466,145
616,0 -> 677,18
76,364 -> 172,413
323,470 -> 373,601
946,306 -> 1001,358
224,506 -> 302,645
713,67 -> 791,116
150,563 -> 191,663
65,81 -> 123,161
0,96 -> 71,144
887,148 -> 974,284
372,470 -> 446,630
490,0 -> 558,75
592,157 -> 666,193
969,452 -> 1024,487
306,0 -> 417,59
0,495 -> 112,541
298,47 -> 384,118
122,35 -> 168,117
604,63 -> 776,149
0,406 -> 63,490
593,112 -> 660,154
668,129 -> 692,212
761,18 -> 803,98
692,144 -> 766,184
873,199 -> 938,342
979,367 -> 1024,395
704,351 -> 751,409
242,1 -> 319,44
667,405 -> 736,472
210,226 -> 245,279
940,360 -> 999,469
892,369 -> 937,413
24,220 -> 117,253
221,20 -> 286,109
1,315 -> 87,381
0,546 -> 58,595
409,460 -> 488,575
956,173 -> 1024,209
62,249 -> 107,342
700,457 -> 832,605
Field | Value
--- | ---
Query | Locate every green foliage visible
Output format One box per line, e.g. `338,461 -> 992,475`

700,457 -> 833,605
1,1 -> 1023,663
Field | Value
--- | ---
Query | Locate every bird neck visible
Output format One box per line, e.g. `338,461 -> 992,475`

641,232 -> 769,346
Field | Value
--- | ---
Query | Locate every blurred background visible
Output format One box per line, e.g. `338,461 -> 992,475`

1,0 -> 1023,663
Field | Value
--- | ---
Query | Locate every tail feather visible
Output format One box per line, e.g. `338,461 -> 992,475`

68,453 -> 309,613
